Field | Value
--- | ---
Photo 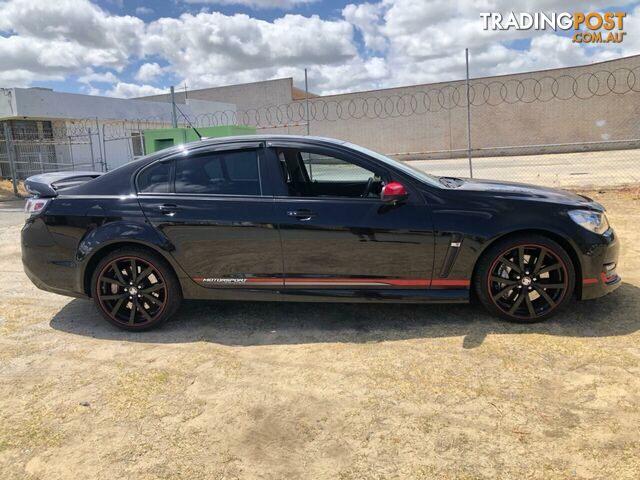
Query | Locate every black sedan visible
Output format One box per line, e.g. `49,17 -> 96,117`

21,135 -> 620,331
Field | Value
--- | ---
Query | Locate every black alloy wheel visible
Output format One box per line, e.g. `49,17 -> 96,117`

91,248 -> 181,331
475,235 -> 575,322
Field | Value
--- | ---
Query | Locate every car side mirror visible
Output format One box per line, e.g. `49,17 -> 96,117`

381,181 -> 409,204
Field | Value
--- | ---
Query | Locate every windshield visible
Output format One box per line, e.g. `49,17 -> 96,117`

344,142 -> 442,187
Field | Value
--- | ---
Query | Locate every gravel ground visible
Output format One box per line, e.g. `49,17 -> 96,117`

0,188 -> 638,480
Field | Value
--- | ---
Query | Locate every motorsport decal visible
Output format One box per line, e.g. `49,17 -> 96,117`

192,277 -> 471,287
194,278 -> 250,284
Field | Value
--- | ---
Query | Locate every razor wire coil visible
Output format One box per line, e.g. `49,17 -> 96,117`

14,64 -> 639,140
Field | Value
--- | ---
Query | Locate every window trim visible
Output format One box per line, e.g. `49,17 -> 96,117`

270,144 -> 395,202
135,144 -> 267,197
136,157 -> 173,195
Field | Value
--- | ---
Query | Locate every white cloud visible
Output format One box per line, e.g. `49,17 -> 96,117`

341,0 -> 640,89
142,12 -> 357,91
78,70 -> 119,84
143,13 -> 355,71
0,0 -> 143,58
104,82 -> 167,98
0,0 -> 143,86
135,6 -> 154,15
0,0 -> 638,95
282,56 -> 390,95
182,0 -> 318,10
135,62 -> 166,82
343,2 -> 387,52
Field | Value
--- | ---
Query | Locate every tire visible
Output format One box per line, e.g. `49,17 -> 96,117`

90,247 -> 182,331
474,234 -> 575,323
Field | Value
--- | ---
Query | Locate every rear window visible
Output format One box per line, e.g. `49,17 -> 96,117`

175,150 -> 261,195
138,161 -> 170,193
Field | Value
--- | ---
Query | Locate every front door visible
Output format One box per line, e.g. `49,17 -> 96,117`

137,145 -> 283,292
268,143 -> 435,297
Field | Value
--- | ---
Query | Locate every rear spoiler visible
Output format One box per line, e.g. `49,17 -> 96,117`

24,171 -> 103,198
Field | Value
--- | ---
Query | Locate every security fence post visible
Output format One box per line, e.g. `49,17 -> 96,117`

2,121 -> 19,197
68,135 -> 75,170
101,123 -> 108,172
170,86 -> 178,128
465,48 -> 474,178
88,128 -> 96,171
304,68 -> 310,135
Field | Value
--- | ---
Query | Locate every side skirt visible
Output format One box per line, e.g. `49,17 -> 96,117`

181,282 -> 469,303
276,288 -> 469,303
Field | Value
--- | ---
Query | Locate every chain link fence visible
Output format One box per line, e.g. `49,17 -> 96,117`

2,56 -> 640,196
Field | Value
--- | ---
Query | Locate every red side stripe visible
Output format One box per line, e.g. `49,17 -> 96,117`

383,279 -> 431,286
431,279 -> 471,287
281,278 -> 431,286
582,278 -> 598,285
599,272 -> 619,284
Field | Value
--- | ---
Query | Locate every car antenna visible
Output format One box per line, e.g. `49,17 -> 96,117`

173,102 -> 203,140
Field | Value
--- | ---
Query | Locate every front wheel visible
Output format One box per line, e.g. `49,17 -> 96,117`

90,247 -> 182,331
474,235 -> 575,323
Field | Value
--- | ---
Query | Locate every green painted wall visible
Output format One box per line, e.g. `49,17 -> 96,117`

142,125 -> 256,154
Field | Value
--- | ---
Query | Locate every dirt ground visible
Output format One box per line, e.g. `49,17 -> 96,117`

0,188 -> 638,480
0,179 -> 27,201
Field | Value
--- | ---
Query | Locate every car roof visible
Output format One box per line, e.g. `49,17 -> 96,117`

191,134 -> 347,148
202,134 -> 344,143
65,135 -> 349,196
132,134 -> 347,166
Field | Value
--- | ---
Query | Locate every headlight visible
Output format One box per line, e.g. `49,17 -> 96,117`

24,198 -> 51,221
568,209 -> 610,234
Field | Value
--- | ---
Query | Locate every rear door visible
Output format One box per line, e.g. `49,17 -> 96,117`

137,143 -> 283,291
267,142 -> 435,296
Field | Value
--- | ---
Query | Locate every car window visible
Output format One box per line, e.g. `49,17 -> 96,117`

301,152 -> 375,183
175,150 -> 261,195
138,161 -> 171,193
277,148 -> 383,199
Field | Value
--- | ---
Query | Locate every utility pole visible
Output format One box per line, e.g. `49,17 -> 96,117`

465,48 -> 473,178
170,86 -> 178,128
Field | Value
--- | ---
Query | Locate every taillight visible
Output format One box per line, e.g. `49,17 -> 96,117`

24,198 -> 51,220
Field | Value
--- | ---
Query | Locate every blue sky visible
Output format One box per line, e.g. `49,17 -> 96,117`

1,0 -> 638,97
99,0 -> 352,21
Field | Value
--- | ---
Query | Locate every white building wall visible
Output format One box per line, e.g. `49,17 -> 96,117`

0,87 -> 234,123
0,88 -> 237,173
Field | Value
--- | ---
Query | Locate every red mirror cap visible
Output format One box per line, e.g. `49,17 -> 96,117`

382,181 -> 407,197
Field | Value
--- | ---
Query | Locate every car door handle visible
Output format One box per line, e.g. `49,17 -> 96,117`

158,204 -> 178,216
287,209 -> 316,221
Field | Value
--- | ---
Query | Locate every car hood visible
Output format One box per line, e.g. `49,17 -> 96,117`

443,177 -> 604,211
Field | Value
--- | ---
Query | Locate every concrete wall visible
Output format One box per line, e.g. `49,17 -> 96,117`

137,78 -> 295,112
291,55 -> 640,158
138,55 -> 640,158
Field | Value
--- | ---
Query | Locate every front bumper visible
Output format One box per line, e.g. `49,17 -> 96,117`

580,228 -> 621,300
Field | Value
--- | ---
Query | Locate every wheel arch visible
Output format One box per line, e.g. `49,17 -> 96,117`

82,240 -> 183,297
470,228 -> 583,299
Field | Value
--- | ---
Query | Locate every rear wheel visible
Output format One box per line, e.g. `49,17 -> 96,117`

90,247 -> 182,331
474,234 -> 575,322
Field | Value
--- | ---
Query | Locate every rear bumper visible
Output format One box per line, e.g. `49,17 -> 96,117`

21,219 -> 87,298
580,228 -> 621,300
